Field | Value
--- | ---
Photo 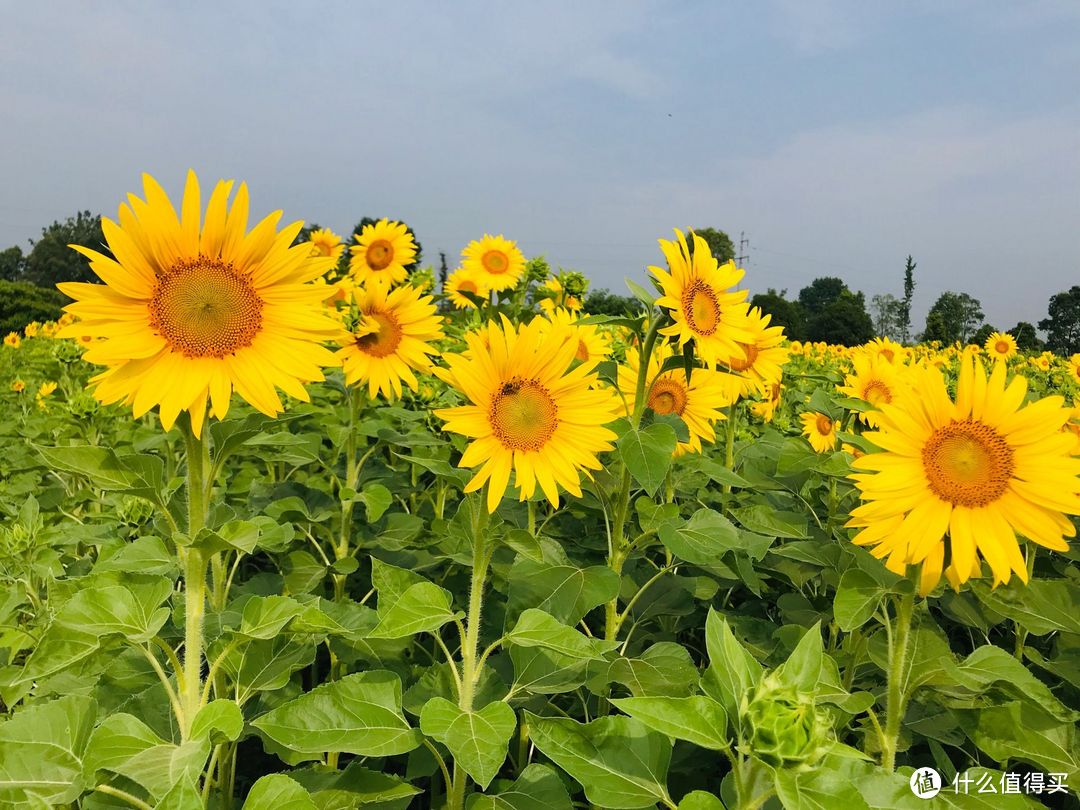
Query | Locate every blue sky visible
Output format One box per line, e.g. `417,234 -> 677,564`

2,1 -> 1078,330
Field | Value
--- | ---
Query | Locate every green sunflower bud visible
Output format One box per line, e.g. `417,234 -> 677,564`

525,256 -> 550,284
742,673 -> 831,770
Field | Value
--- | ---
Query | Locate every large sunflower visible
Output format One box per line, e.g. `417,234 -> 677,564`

434,316 -> 620,512
349,219 -> 417,288
720,306 -> 789,396
618,342 -> 738,455
650,230 -> 753,368
336,283 -> 444,399
57,171 -> 341,436
838,351 -> 910,426
445,268 -> 489,310
848,355 -> 1080,595
461,234 -> 525,292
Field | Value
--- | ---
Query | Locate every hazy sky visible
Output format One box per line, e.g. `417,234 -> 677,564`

3,1 -> 1078,330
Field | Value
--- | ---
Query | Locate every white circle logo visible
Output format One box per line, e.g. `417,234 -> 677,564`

910,767 -> 942,799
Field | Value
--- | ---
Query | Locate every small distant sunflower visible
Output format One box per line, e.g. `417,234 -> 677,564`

848,355 -> 1080,596
1032,354 -> 1052,372
434,316 -> 621,512
865,337 -> 908,365
11,379 -> 25,393
984,332 -> 1017,361
618,342 -> 738,455
37,381 -> 57,398
445,269 -> 489,309
539,277 -> 583,314
461,235 -> 525,292
308,228 -> 345,263
801,412 -> 838,453
57,171 -> 342,436
537,307 -> 612,364
23,322 -> 40,338
721,306 -> 789,396
349,219 -> 417,288
750,381 -> 783,422
839,352 -> 909,426
650,230 -> 753,368
336,283 -> 444,399
3,332 -> 19,348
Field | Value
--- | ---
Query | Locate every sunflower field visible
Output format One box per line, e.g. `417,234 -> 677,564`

2,171 -> 1079,810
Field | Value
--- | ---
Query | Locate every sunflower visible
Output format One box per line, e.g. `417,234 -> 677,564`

750,381 -> 783,422
650,230 -> 753,368
1068,360 -> 1080,385
336,283 -> 444,399
847,355 -> 1080,596
349,219 -> 417,288
838,352 -> 909,426
57,171 -> 342,436
308,227 -> 345,263
537,307 -> 612,364
11,379 -> 25,393
37,381 -> 57,398
721,306 -> 789,396
983,332 -> 1017,361
445,268 -> 489,309
3,332 -> 19,348
23,322 -> 40,338
618,342 -> 738,455
801,412 -> 838,453
1032,354 -> 1052,372
461,235 -> 525,292
865,337 -> 908,365
434,316 -> 620,512
538,277 -> 583,314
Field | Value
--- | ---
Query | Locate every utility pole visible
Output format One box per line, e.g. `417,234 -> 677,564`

736,231 -> 749,268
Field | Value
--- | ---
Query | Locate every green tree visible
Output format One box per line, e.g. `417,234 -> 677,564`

922,291 -> 984,344
798,277 -> 846,315
1039,286 -> 1080,356
804,289 -> 874,345
23,211 -> 106,287
970,323 -> 996,347
1008,321 -> 1044,352
899,256 -> 916,343
0,280 -> 66,333
749,288 -> 804,340
583,288 -> 639,317
870,293 -> 903,339
0,246 -> 24,281
686,227 -> 735,264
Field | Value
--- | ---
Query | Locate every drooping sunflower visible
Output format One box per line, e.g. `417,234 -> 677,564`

650,230 -> 754,368
349,219 -> 417,288
801,412 -> 838,453
720,306 -> 789,396
445,268 -> 490,309
308,227 -> 345,263
847,355 -> 1080,596
57,171 -> 342,435
983,331 -> 1017,361
618,342 -> 738,455
434,316 -> 621,512
838,351 -> 910,426
536,307 -> 612,364
461,235 -> 526,292
336,283 -> 444,399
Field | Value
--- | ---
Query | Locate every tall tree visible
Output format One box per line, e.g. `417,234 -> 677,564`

869,293 -> 903,339
922,291 -> 984,344
970,323 -> 995,347
1008,321 -> 1043,352
1039,286 -> 1080,356
805,289 -> 874,346
686,227 -> 735,264
798,277 -> 846,315
583,288 -> 639,317
0,246 -> 24,281
899,255 -> 916,343
23,211 -> 106,287
0,281 -> 66,333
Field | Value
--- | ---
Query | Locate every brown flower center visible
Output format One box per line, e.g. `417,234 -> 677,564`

727,341 -> 759,372
815,414 -> 834,436
366,239 -> 394,271
489,377 -> 558,450
861,380 -> 892,406
459,279 -> 479,294
647,376 -> 688,416
148,257 -> 263,358
995,340 -> 1010,355
922,419 -> 1014,507
681,280 -> 720,336
482,250 -> 509,274
355,310 -> 404,358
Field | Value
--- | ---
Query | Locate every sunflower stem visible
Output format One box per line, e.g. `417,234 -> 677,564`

882,586 -> 915,772
723,401 -> 737,495
180,419 -> 210,741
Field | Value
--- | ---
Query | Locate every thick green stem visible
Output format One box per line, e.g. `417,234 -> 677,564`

882,588 -> 915,772
181,422 -> 209,740
722,402 -> 737,495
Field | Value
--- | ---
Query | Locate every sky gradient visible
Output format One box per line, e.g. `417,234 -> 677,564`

2,1 -> 1078,331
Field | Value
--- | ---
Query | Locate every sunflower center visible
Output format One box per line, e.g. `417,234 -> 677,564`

995,340 -> 1010,354
482,250 -> 509,274
681,281 -> 720,336
862,380 -> 892,406
366,240 -> 394,271
459,279 -> 479,294
922,419 -> 1014,507
355,310 -> 404,358
313,240 -> 333,257
647,377 -> 688,416
727,342 -> 759,371
880,348 -> 895,362
149,257 -> 263,358
815,414 -> 834,435
489,377 -> 558,450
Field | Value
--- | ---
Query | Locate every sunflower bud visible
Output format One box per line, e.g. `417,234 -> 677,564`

742,674 -> 830,769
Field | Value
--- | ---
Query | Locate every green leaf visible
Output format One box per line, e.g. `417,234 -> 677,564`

289,761 -> 422,807
190,699 -> 244,743
973,578 -> 1080,635
252,670 -> 423,756
87,717 -> 210,801
729,505 -> 809,539
602,642 -> 700,698
775,623 -> 823,693
0,695 -> 96,806
526,713 -> 673,809
156,777 -> 204,810
34,444 -> 165,504
504,609 -> 602,659
510,646 -> 594,696
955,645 -> 1078,722
95,535 -> 177,576
55,582 -> 171,643
239,595 -> 304,639
610,696 -> 729,750
834,569 -> 886,632
282,550 -> 326,595
420,697 -> 517,789
703,610 -> 762,720
677,791 -> 726,810
505,559 -> 620,627
617,423 -> 677,496
466,763 -> 572,810
357,482 -> 393,522
967,702 -> 1079,781
370,557 -> 428,604
368,582 -> 459,639
243,774 -> 318,810
658,509 -> 745,566
775,768 -> 870,810
221,635 -> 316,703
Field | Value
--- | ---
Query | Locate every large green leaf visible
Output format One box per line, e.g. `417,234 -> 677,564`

729,505 -> 809,539
243,774 -> 318,810
610,696 -> 729,750
834,569 -> 887,632
239,595 -> 304,639
55,581 -> 172,643
526,714 -> 673,809
775,623 -> 823,693
973,579 -> 1080,636
289,761 -> 421,808
504,609 -> 601,660
954,645 -> 1078,722
34,444 -> 165,505
466,764 -> 572,810
966,701 -> 1079,781
616,423 -> 677,496
504,559 -> 619,627
368,582 -> 459,639
775,768 -> 871,810
657,509 -> 746,566
601,642 -> 699,698
252,670 -> 423,756
221,635 -> 317,704
420,697 -> 517,789
703,610 -> 762,720
0,695 -> 96,806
